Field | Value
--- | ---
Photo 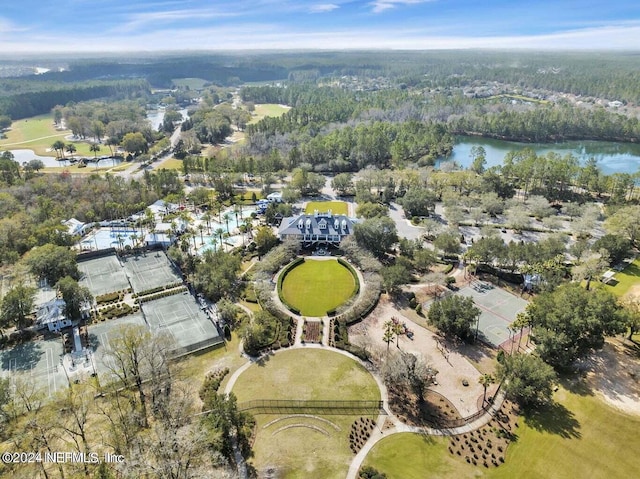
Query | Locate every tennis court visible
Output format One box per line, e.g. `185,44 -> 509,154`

121,251 -> 182,293
0,337 -> 68,397
457,282 -> 528,348
90,314 -> 147,375
141,294 -> 223,354
79,254 -> 130,296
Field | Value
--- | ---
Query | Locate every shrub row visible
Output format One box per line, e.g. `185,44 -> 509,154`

276,257 -> 305,314
95,291 -> 126,305
333,272 -> 382,325
442,263 -> 455,275
337,257 -> 361,296
332,319 -> 369,361
199,367 -> 230,399
132,281 -> 183,298
99,303 -> 136,320
134,286 -> 188,303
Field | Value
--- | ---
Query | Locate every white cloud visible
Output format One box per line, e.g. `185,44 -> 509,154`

117,8 -> 239,32
309,4 -> 340,13
0,17 -> 29,34
3,20 -> 640,52
369,0 -> 433,14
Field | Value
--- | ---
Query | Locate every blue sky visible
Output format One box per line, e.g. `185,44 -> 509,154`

1,1 -> 639,52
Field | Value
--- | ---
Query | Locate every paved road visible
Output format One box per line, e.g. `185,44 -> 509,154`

389,202 -> 424,240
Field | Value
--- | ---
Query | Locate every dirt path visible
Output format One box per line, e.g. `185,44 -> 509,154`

582,340 -> 640,416
348,296 -> 488,418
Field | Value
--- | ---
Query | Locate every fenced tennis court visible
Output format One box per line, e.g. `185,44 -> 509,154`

141,294 -> 223,354
79,254 -> 130,296
121,251 -> 182,293
0,337 -> 68,397
457,281 -> 528,347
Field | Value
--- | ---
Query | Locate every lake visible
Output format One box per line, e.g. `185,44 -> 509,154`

444,136 -> 640,175
146,107 -> 189,131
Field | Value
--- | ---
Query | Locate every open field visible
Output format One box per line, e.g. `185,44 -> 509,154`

155,157 -> 184,170
233,349 -> 380,479
171,77 -> 208,90
0,115 -> 67,152
233,349 -> 380,402
364,386 -> 640,478
280,259 -> 356,317
605,258 -> 640,298
248,103 -> 290,124
305,201 -> 349,215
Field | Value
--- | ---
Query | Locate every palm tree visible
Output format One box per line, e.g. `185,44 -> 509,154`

52,140 -> 65,160
65,143 -> 76,158
215,227 -> 225,252
243,217 -> 254,241
383,320 -> 396,353
198,223 -> 205,245
479,374 -> 496,406
392,318 -> 404,348
223,213 -> 232,234
90,143 -> 101,159
209,237 -> 218,253
106,136 -> 119,158
202,212 -> 212,234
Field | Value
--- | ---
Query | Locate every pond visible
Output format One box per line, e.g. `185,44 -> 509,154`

146,107 -> 190,131
443,136 -> 640,175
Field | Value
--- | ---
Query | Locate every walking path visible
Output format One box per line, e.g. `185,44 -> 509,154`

222,338 -> 506,479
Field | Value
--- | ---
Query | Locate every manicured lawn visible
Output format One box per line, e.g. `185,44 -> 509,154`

155,157 -> 184,170
0,114 -> 68,154
304,201 -> 349,216
365,386 -> 640,478
233,349 -> 380,479
281,259 -> 357,316
233,348 -> 379,402
248,103 -> 290,124
605,258 -> 640,297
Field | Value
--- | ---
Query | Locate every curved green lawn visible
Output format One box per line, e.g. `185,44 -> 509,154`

364,388 -> 640,479
233,349 -> 381,479
280,259 -> 357,316
304,201 -> 349,215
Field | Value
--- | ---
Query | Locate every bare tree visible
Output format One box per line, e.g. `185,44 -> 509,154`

382,351 -> 438,402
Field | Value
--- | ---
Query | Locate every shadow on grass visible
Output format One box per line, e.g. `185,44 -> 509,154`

255,352 -> 272,367
558,374 -> 594,397
523,401 -> 581,439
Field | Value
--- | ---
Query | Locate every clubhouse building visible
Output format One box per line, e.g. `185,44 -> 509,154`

278,211 -> 356,247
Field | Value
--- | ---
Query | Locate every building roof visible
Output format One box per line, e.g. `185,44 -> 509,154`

278,213 -> 356,238
37,298 -> 67,326
63,218 -> 85,235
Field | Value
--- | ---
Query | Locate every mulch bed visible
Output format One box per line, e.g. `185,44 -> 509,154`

387,387 -> 464,427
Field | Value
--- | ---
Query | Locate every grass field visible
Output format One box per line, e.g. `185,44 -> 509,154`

171,78 -> 208,90
364,385 -> 640,478
605,259 -> 640,298
0,114 -> 109,158
0,115 -> 68,155
304,201 -> 349,215
248,103 -> 290,125
233,349 -> 380,479
281,259 -> 357,316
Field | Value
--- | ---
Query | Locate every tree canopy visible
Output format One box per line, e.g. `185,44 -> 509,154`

23,243 -> 79,285
527,283 -> 627,369
497,353 -> 556,408
427,295 -> 480,341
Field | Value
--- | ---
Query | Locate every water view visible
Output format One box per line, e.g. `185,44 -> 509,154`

445,136 -> 640,175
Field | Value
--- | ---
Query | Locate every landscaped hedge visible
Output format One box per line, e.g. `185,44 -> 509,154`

95,291 -> 125,304
134,286 -> 188,303
332,318 -> 369,361
132,281 -> 183,298
475,264 -> 524,284
337,257 -> 360,296
276,257 -> 305,314
99,303 -> 135,320
334,272 -> 382,325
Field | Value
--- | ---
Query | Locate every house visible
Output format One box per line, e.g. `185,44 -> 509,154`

36,298 -> 72,332
63,218 -> 89,237
278,211 -> 356,247
266,192 -> 283,203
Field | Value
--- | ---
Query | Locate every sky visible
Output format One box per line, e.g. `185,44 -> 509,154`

1,0 -> 640,52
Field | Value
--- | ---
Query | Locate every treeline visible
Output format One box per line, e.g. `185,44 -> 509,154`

0,170 -> 183,264
0,80 -> 149,120
452,103 -> 640,143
